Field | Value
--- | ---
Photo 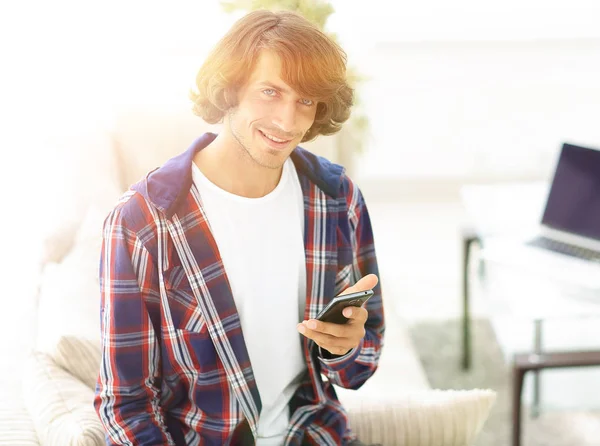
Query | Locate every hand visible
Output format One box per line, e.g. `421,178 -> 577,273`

296,274 -> 378,356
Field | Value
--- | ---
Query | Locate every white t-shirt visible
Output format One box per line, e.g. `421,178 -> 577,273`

191,158 -> 307,445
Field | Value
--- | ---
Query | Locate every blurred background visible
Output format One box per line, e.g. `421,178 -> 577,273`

1,1 -> 600,445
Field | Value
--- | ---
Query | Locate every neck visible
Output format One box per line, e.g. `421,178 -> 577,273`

193,131 -> 284,198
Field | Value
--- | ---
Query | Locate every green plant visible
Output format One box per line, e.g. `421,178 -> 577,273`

220,0 -> 370,155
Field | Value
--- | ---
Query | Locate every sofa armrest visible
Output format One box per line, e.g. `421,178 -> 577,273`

338,388 -> 496,446
22,351 -> 104,446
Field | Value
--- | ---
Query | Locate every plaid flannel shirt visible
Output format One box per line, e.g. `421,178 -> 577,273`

93,133 -> 385,445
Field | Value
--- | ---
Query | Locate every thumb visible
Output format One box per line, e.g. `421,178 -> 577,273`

340,274 -> 379,296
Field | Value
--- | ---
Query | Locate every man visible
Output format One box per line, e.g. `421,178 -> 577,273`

94,9 -> 384,446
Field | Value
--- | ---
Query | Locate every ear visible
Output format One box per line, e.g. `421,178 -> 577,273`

224,87 -> 237,107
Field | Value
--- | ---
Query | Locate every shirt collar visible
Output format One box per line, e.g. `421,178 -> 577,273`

131,132 -> 345,218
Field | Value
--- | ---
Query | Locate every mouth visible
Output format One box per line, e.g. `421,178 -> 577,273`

258,129 -> 293,150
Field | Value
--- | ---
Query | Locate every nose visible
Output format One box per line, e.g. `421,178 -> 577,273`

272,101 -> 297,134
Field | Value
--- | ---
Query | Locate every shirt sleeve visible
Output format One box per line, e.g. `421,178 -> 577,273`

318,177 -> 385,389
93,206 -> 175,445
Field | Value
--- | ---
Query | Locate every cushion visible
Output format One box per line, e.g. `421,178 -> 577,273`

22,352 -> 104,446
36,205 -> 110,354
52,337 -> 101,390
0,406 -> 39,445
111,102 -> 218,190
36,127 -> 122,264
343,388 -> 496,446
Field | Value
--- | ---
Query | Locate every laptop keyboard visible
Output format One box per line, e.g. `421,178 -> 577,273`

527,236 -> 600,262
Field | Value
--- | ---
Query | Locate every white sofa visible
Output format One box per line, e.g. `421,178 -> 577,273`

3,106 -> 495,445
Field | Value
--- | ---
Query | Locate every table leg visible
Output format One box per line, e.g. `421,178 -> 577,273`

532,320 -> 543,418
512,365 -> 526,446
461,228 -> 480,370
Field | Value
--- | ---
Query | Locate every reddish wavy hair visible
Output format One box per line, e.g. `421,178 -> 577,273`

190,9 -> 353,142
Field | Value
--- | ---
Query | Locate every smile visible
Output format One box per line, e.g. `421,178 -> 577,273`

259,130 -> 291,144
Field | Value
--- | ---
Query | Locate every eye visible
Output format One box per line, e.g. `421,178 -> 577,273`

263,89 -> 277,96
299,98 -> 314,106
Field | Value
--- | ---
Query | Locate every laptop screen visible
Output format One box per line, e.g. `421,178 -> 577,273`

542,143 -> 600,241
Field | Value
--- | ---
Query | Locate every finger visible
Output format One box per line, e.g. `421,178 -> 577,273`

339,274 -> 378,296
342,306 -> 369,324
302,319 -> 348,337
297,324 -> 354,351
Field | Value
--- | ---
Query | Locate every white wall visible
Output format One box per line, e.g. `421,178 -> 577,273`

327,0 -> 600,183
329,0 -> 600,44
354,39 -> 600,181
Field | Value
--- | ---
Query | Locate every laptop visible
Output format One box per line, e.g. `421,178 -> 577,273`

525,142 -> 600,263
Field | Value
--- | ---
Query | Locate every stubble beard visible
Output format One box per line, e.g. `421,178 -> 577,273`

227,108 -> 294,170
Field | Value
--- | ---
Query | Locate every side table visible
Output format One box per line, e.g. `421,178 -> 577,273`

512,348 -> 600,446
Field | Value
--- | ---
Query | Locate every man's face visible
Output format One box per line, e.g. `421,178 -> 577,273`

225,51 -> 318,169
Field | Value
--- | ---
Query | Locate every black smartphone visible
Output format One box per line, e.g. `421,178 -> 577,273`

315,290 -> 374,324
